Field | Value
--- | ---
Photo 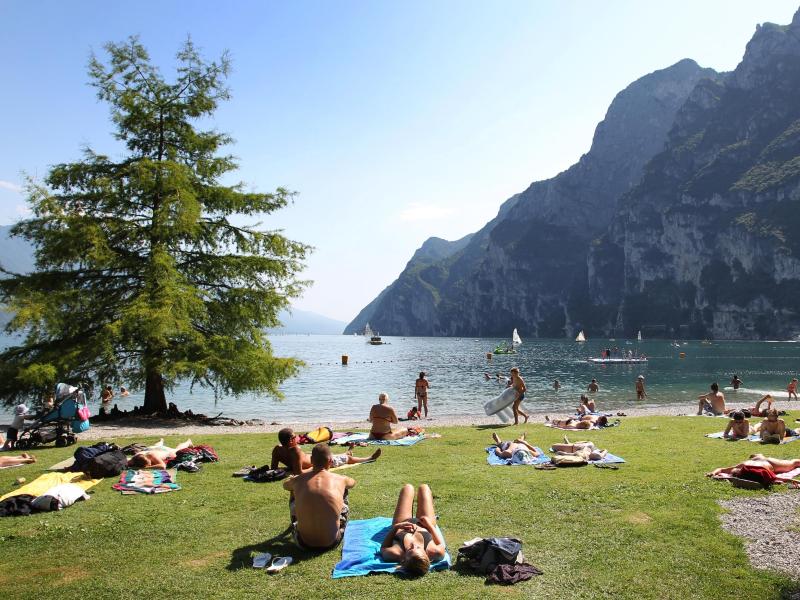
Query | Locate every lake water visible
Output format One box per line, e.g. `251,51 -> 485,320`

4,335 -> 799,424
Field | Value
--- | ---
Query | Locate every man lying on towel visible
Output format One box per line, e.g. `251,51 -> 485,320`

491,432 -> 541,462
283,444 -> 356,552
271,428 -> 380,475
706,454 -> 800,484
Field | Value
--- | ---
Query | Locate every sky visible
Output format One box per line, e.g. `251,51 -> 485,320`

1,1 -> 798,323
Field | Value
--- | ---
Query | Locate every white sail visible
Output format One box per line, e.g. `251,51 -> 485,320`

637,330 -> 642,342
364,323 -> 374,337
576,330 -> 586,342
512,328 -> 522,346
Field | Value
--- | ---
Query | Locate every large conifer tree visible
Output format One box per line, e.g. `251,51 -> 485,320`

0,38 -> 309,413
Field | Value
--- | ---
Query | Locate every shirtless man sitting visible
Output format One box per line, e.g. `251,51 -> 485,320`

753,409 -> 790,444
706,454 -> 800,481
283,444 -> 356,552
723,411 -> 752,440
128,438 -> 193,468
271,428 -> 380,474
491,432 -> 540,461
697,382 -> 726,415
369,393 -> 416,440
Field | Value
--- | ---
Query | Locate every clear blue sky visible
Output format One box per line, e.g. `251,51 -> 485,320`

1,1 -> 797,322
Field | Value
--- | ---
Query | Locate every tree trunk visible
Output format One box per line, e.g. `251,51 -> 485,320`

143,369 -> 167,414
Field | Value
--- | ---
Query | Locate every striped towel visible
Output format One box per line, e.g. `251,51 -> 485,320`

112,469 -> 180,494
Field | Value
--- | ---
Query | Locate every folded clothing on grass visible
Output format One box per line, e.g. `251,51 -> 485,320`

112,469 -> 180,494
330,432 -> 426,447
332,516 -> 451,579
485,446 -> 550,466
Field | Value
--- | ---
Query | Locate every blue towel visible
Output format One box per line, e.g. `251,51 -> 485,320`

332,517 -> 452,579
331,432 -> 426,446
485,446 -> 550,466
590,452 -> 625,464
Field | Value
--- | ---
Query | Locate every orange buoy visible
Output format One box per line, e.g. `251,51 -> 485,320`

341,355 -> 349,366
679,352 -> 686,359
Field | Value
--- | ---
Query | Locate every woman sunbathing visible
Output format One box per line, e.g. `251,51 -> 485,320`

491,432 -> 540,460
0,453 -> 36,468
381,484 -> 446,577
577,394 -> 596,415
128,438 -> 193,468
706,454 -> 800,478
545,414 -> 608,429
551,438 -> 608,461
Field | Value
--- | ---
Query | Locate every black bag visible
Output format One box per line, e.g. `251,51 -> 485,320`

456,537 -> 525,575
72,442 -> 114,472
247,467 -> 287,482
85,449 -> 128,478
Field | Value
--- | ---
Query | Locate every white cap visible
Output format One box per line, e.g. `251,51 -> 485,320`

15,404 -> 28,415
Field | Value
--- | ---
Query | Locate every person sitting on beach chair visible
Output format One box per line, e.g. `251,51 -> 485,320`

271,428 -> 380,475
490,432 -> 540,463
0,453 -> 37,468
545,414 -> 608,429
283,444 -> 356,552
706,454 -> 800,479
723,411 -> 752,440
380,483 -> 446,577
128,438 -> 194,469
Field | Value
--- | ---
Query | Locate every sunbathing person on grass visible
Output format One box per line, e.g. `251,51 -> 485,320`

271,427 -> 380,475
283,444 -> 356,552
491,432 -> 541,462
723,411 -> 753,440
752,410 -> 793,444
545,414 -> 608,429
0,453 -> 36,468
551,438 -> 608,461
128,438 -> 194,469
369,393 -> 422,440
577,394 -> 596,415
380,484 -> 446,577
706,454 -> 800,479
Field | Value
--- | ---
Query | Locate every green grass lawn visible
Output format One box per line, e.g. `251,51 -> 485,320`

1,415 -> 799,599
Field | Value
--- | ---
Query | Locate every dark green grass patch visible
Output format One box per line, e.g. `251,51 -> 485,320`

1,415 -> 799,599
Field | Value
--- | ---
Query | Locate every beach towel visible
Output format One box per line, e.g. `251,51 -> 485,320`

330,432 -> 427,447
485,446 -> 550,466
705,432 -> 800,443
332,517 -> 451,579
1,471 -> 100,501
589,452 -> 625,465
544,423 -> 600,431
112,469 -> 180,494
47,457 -> 76,471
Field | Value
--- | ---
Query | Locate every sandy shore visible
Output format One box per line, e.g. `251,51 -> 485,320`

58,399 -> 796,441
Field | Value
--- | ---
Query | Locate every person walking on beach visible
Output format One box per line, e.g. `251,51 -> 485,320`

509,367 -> 528,424
730,374 -> 743,390
587,379 -> 599,393
635,375 -> 646,400
788,378 -> 798,401
414,372 -> 430,418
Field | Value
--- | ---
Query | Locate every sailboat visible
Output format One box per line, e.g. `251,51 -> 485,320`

575,330 -> 586,342
493,329 -> 521,354
637,330 -> 642,342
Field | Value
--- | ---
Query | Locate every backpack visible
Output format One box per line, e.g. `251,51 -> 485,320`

72,443 -> 113,472
246,467 -> 288,483
456,537 -> 525,575
85,450 -> 128,478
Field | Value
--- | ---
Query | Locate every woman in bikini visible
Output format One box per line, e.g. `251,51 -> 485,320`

128,438 -> 194,468
381,484 -> 446,577
414,372 -> 430,418
545,414 -> 608,430
368,393 -> 406,440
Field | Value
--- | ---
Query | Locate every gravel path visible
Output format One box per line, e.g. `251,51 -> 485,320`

720,491 -> 800,581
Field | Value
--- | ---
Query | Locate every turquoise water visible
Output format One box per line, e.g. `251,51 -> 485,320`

3,335 -> 800,423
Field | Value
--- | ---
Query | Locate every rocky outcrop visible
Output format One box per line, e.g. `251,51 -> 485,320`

588,9 -> 800,339
346,59 -> 718,336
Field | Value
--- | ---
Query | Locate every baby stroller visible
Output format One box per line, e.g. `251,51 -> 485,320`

15,383 -> 91,449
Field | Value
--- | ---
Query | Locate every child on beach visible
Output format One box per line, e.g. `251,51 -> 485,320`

2,404 -> 36,450
509,367 -> 528,425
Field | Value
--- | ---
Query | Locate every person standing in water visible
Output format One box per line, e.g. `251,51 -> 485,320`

509,367 -> 528,424
553,379 -> 561,392
788,378 -> 798,401
730,374 -> 743,391
414,372 -> 430,418
635,375 -> 646,400
587,379 -> 599,393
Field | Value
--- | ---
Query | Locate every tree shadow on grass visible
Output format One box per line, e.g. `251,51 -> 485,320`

227,525 -> 315,571
779,581 -> 800,600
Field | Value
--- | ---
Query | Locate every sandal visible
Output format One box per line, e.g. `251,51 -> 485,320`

593,463 -> 619,470
534,463 -> 557,470
252,552 -> 272,568
266,556 -> 293,573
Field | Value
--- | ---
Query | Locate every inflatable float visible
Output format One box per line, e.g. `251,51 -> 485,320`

484,387 -> 518,423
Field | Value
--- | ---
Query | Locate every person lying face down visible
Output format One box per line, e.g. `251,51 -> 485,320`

380,483 -> 446,576
271,427 -> 380,475
128,438 -> 193,469
283,444 -> 357,552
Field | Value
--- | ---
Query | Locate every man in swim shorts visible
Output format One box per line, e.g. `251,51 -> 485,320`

284,444 -> 356,552
491,432 -> 540,463
697,382 -> 726,415
754,409 -> 788,444
271,428 -> 380,475
723,411 -> 752,440
128,438 -> 194,468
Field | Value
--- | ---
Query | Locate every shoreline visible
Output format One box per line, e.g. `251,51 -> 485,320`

23,399 -> 794,441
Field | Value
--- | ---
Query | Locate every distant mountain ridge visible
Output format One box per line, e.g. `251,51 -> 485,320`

0,225 -> 343,335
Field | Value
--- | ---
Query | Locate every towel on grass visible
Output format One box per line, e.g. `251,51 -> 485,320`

47,457 -> 76,471
330,432 -> 426,447
705,432 -> 800,443
712,466 -> 800,482
544,423 -> 600,431
332,517 -> 451,579
485,446 -> 550,466
112,469 -> 180,494
1,471 -> 100,501
0,464 -> 24,471
545,449 -> 626,465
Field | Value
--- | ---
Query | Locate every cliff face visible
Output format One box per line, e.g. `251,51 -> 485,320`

346,59 -> 717,336
588,10 -> 800,339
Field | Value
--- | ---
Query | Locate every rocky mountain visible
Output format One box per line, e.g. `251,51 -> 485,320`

589,9 -> 800,339
346,58 -> 719,336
